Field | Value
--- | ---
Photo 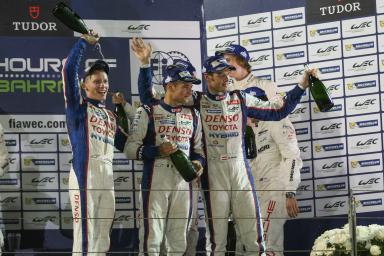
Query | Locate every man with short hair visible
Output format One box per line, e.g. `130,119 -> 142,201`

0,123 -> 9,255
62,30 -> 117,255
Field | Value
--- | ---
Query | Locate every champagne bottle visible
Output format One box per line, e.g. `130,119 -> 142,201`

115,103 -> 129,134
161,136 -> 198,182
305,64 -> 334,112
52,2 -> 89,34
244,125 -> 257,159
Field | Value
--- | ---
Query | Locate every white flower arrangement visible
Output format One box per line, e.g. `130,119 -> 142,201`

310,224 -> 384,256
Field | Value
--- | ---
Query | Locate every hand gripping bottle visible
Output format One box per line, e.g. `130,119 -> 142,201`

161,135 -> 198,182
305,64 -> 334,112
52,2 -> 89,34
244,125 -> 257,159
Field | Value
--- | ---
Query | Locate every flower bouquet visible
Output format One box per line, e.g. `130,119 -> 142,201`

310,224 -> 384,256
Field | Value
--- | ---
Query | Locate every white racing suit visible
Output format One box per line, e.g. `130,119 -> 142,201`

62,38 -> 117,255
254,119 -> 302,256
122,100 -> 205,255
138,67 -> 305,255
0,123 -> 9,255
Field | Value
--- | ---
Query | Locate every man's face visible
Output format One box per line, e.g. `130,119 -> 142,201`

83,70 -> 109,101
224,53 -> 247,79
168,81 -> 193,105
205,70 -> 229,94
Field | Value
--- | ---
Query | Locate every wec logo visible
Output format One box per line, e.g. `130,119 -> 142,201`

291,107 -> 306,114
321,123 -> 342,131
358,178 -> 380,186
354,99 -> 376,107
127,24 -> 150,31
284,69 -> 304,77
351,21 -> 372,30
31,177 -> 55,183
322,162 -> 343,169
282,31 -> 302,39
30,139 -> 53,145
352,60 -> 374,68
247,17 -> 268,25
114,177 -> 130,183
317,46 -> 338,53
324,201 -> 345,209
356,139 -> 378,146
33,216 -> 56,222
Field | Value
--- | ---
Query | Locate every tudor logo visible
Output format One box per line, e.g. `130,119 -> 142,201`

319,2 -> 361,16
29,6 -> 40,20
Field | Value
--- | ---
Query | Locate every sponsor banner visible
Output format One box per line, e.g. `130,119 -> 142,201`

313,157 -> 348,178
0,0 -> 72,36
349,153 -> 383,175
0,192 -> 21,211
8,153 -> 20,173
347,113 -> 381,135
297,199 -> 315,218
378,0 -> 384,13
59,153 -> 72,172
58,134 -> 71,152
344,54 -> 378,77
315,196 -> 348,217
306,0 -> 376,24
0,172 -> 20,191
300,160 -> 313,180
272,7 -> 306,29
308,40 -> 342,62
298,140 -> 312,160
20,133 -> 57,152
378,34 -> 384,53
21,153 -> 57,172
311,98 -> 344,120
133,160 -> 144,171
379,53 -> 384,72
289,102 -> 310,123
347,133 -> 382,155
4,134 -> 19,152
0,211 -> 22,230
342,16 -> 376,38
345,94 -> 380,116
130,39 -> 202,94
113,172 -> 133,191
345,74 -> 379,96
113,210 -> 135,229
349,173 -> 383,194
356,192 -> 384,213
293,121 -> 311,141
0,115 -> 66,133
311,117 -> 345,139
60,211 -> 72,229
248,50 -> 274,69
275,64 -> 305,86
23,192 -> 60,210
240,31 -> 273,51
113,152 -> 132,171
23,211 -> 60,230
22,173 -> 58,191
376,14 -> 384,33
84,20 -> 200,38
206,17 -> 238,38
239,12 -> 272,33
307,21 -> 341,43
313,137 -> 347,159
252,69 -> 275,81
296,180 -> 314,200
311,59 -> 343,80
315,176 -> 349,198
278,84 -> 309,102
206,36 -> 239,56
343,35 -> 377,58
59,172 -> 69,191
115,191 -> 133,210
60,192 -> 70,211
273,26 -> 307,48
274,45 -> 307,67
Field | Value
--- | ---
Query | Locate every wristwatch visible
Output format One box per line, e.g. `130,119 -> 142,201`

285,192 -> 296,198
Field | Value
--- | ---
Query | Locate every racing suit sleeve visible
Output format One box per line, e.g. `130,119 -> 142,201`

123,101 -> 136,123
62,38 -> 88,111
244,85 -> 304,121
123,106 -> 160,160
270,119 -> 302,193
0,124 -> 9,176
190,109 -> 206,167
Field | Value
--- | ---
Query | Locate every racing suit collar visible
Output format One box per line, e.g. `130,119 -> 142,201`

86,97 -> 106,108
160,100 -> 182,113
206,90 -> 228,101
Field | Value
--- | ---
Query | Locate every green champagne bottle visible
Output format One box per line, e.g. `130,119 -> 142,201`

161,136 -> 198,182
244,125 -> 256,159
305,64 -> 334,112
115,103 -> 129,134
52,2 -> 89,34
